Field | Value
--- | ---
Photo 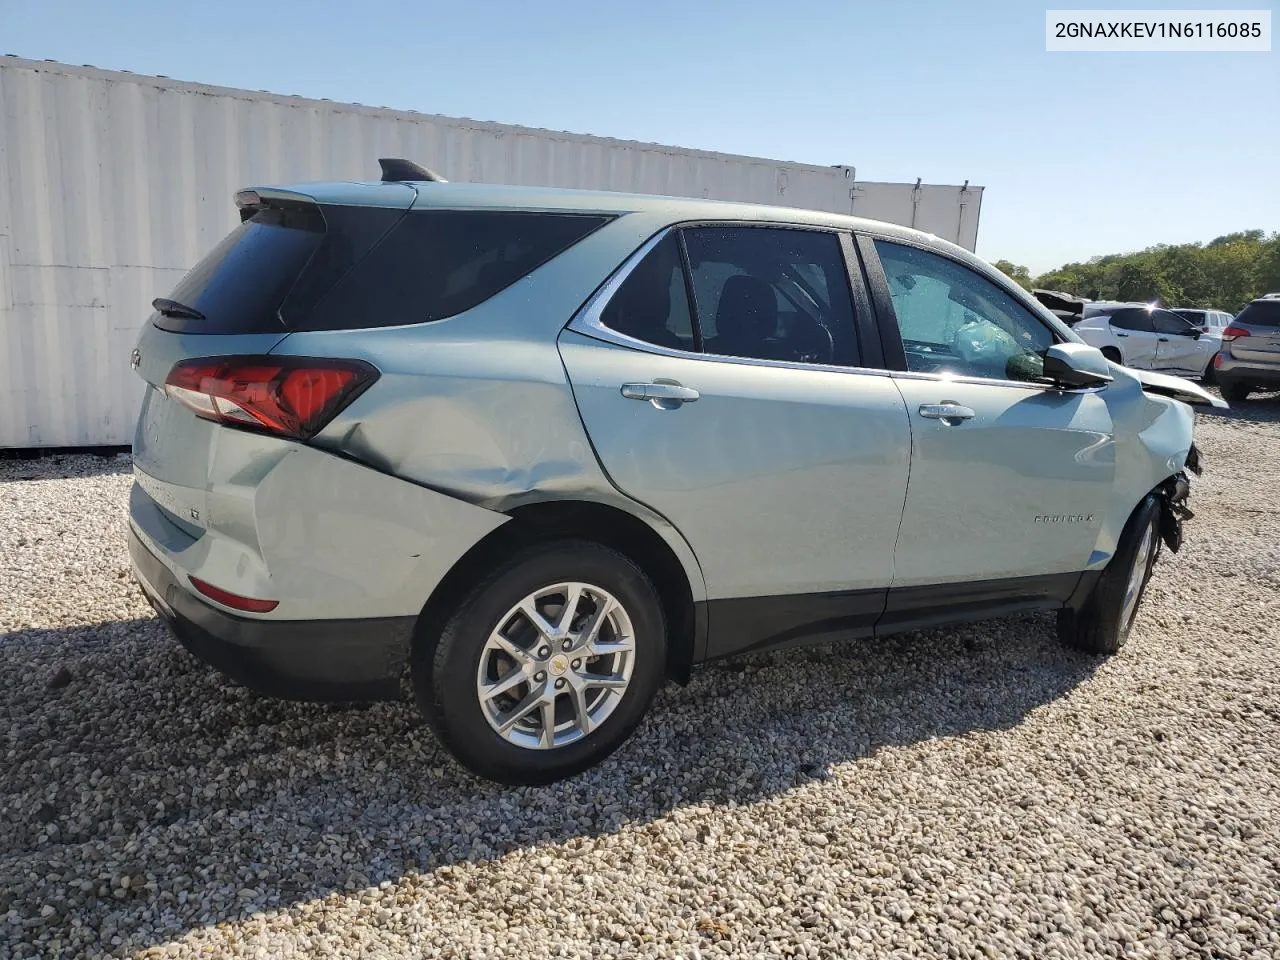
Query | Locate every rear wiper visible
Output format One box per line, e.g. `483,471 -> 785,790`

152,297 -> 206,321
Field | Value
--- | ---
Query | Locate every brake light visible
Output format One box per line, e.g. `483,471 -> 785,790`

164,357 -> 377,439
1221,326 -> 1251,341
189,576 -> 279,613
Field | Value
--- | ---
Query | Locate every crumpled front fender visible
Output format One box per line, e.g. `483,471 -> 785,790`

1087,368 -> 1200,569
1130,367 -> 1228,409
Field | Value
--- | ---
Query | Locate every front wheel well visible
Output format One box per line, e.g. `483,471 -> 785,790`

412,500 -> 699,685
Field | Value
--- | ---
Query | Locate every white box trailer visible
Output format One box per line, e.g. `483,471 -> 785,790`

0,56 -> 984,448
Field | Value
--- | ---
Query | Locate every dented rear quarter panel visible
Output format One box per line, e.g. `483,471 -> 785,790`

130,434 -> 509,621
273,211 -> 709,604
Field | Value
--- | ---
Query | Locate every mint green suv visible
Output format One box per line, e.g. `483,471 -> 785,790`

128,159 -> 1221,784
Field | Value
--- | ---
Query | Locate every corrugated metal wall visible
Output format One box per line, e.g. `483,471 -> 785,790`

0,57 -> 983,448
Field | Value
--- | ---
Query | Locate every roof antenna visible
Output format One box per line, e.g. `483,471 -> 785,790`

378,158 -> 447,183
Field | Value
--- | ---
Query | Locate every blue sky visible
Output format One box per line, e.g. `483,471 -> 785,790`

4,0 -> 1277,272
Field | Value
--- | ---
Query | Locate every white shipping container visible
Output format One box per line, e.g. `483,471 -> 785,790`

0,56 -> 984,448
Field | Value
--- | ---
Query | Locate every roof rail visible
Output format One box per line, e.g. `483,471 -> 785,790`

378,158 -> 447,183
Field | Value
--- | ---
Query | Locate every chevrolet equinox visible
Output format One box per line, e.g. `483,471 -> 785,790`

128,159 -> 1220,784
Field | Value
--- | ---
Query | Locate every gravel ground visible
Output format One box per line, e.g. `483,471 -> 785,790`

3,393 -> 1280,959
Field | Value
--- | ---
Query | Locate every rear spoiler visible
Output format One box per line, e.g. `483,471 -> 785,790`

233,187 -> 321,222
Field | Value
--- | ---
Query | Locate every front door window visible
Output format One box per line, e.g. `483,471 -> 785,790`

873,241 -> 1054,382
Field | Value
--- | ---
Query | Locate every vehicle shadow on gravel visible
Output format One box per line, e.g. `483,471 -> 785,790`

2,611 -> 1101,953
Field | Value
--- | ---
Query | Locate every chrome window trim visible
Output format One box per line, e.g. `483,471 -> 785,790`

567,222 -> 1108,394
567,224 -> 895,379
887,369 -> 1108,395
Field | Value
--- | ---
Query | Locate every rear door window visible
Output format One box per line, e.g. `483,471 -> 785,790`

681,227 -> 859,366
599,233 -> 697,351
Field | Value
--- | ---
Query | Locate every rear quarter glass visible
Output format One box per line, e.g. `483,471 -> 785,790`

153,206 -> 612,335
297,210 -> 614,331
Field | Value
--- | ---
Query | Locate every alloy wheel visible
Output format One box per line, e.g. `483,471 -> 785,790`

475,582 -> 636,750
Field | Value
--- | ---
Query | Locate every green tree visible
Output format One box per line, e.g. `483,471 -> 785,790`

1028,230 -> 1278,313
1255,235 -> 1280,296
992,259 -> 1033,290
1115,258 -> 1180,306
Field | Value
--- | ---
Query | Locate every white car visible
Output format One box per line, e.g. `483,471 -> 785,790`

1172,307 -> 1235,344
1071,303 -> 1217,379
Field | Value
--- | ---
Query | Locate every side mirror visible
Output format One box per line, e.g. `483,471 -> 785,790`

1043,343 -> 1114,388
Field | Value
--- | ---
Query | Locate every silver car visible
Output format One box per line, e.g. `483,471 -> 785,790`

128,159 -> 1221,784
1214,297 -> 1280,401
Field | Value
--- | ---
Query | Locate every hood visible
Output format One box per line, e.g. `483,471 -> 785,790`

1130,368 -> 1228,409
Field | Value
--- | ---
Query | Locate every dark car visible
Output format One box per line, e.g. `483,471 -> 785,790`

1214,298 -> 1280,401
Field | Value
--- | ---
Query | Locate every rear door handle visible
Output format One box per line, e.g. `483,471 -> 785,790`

621,381 -> 700,406
1115,333 -> 1129,337
918,402 -> 976,422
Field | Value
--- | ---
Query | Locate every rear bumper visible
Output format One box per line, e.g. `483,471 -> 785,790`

1216,354 -> 1280,387
130,527 -> 413,701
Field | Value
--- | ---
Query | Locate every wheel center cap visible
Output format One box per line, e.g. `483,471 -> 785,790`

549,655 -> 569,676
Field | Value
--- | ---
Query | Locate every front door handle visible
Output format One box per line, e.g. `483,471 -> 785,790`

1115,333 -> 1129,338
918,402 -> 976,422
621,381 -> 700,408
1158,337 -> 1169,342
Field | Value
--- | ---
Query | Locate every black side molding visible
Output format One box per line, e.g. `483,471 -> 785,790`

698,571 -> 1091,663
378,157 -> 447,183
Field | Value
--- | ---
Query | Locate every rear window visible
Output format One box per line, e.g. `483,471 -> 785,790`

1236,300 -> 1280,327
158,203 -> 327,334
157,205 -> 612,334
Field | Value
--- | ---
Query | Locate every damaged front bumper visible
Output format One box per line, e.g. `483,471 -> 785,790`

1157,442 -> 1201,554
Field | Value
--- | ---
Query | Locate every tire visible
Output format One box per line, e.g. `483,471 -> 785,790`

413,540 -> 666,785
1101,346 -> 1123,364
1219,378 -> 1250,402
1201,358 -> 1217,385
1057,495 -> 1161,655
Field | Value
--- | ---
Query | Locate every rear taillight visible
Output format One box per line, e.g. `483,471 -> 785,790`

1221,326 -> 1251,341
164,356 -> 377,440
